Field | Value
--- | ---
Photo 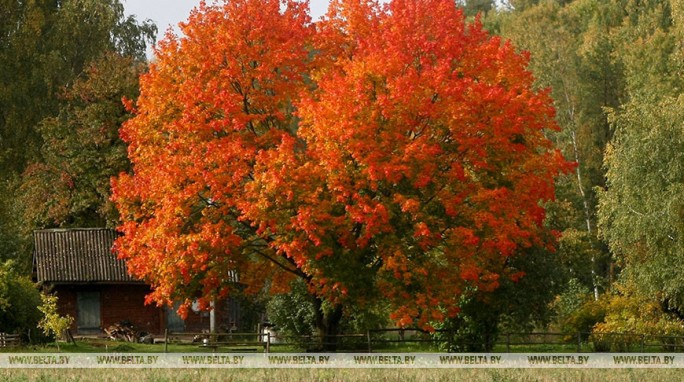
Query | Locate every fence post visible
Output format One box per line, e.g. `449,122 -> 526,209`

506,333 -> 510,353
577,332 -> 582,353
266,332 -> 271,353
367,330 -> 372,353
164,329 -> 168,353
641,334 -> 645,352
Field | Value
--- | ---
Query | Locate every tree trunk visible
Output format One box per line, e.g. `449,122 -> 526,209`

570,130 -> 600,301
312,297 -> 343,352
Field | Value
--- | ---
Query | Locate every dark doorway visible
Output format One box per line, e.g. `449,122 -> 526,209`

77,291 -> 101,334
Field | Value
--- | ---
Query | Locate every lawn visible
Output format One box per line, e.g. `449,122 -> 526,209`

0,337 -> 670,354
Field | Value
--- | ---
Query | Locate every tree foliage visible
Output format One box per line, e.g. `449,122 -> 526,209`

111,0 -> 568,337
0,0 -> 155,267
597,0 -> 684,314
433,242 -> 565,351
600,96 -> 684,310
497,0 -> 676,302
594,283 -> 684,341
266,279 -> 316,338
112,0 -> 568,336
0,0 -> 155,173
0,261 -> 43,338
19,52 -> 145,229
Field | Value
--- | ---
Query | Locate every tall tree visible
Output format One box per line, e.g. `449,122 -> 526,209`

0,0 -> 154,266
0,0 -> 154,173
499,0 -> 684,320
599,0 -> 684,312
112,0 -> 569,347
600,96 -> 684,312
498,0 -> 628,299
19,52 -> 145,229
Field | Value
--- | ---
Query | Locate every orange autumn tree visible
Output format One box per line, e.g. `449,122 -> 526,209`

112,0 -> 570,345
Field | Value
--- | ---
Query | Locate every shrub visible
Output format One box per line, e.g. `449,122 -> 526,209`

592,285 -> 684,351
554,279 -> 606,342
266,279 -> 316,343
0,260 -> 43,341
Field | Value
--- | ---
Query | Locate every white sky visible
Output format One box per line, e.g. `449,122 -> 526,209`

123,0 -> 337,58
123,1 -> 404,59
122,0 -> 335,31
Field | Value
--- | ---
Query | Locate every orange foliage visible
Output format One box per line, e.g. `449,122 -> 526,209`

112,0 -> 571,326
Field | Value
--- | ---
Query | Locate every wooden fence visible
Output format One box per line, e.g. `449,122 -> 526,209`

0,333 -> 20,347
156,329 -> 684,353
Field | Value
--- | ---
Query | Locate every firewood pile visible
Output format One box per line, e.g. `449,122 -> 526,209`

105,321 -> 149,343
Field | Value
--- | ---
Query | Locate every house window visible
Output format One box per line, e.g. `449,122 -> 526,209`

76,291 -> 101,334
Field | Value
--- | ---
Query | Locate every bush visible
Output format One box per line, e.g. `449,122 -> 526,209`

266,279 -> 316,342
266,279 -> 390,349
431,295 -> 501,352
0,260 -> 43,341
554,279 -> 606,342
592,285 -> 684,351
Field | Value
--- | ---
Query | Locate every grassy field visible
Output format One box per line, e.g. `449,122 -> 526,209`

0,368 -> 682,382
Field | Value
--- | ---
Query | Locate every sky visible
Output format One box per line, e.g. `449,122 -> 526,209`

122,0 -> 335,58
123,0 -> 335,32
121,1 -> 503,57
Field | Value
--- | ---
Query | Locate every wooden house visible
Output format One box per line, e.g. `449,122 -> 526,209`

33,228 -> 240,336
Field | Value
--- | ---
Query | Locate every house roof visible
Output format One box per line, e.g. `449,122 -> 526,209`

33,228 -> 141,284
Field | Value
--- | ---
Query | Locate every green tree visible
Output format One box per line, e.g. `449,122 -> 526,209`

19,52 -> 145,229
266,279 -> 316,339
0,0 -> 155,173
489,0 -> 684,334
595,0 -> 684,329
498,0 -> 629,301
600,96 -> 684,311
0,0 -> 154,268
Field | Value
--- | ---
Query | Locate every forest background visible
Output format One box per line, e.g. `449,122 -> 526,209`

1,0 -> 683,349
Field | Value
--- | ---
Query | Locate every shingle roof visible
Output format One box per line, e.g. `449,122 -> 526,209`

33,228 -> 140,284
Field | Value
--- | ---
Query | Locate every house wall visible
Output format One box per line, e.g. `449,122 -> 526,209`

101,284 -> 162,334
53,284 -> 240,335
54,286 -> 77,328
54,284 -> 163,335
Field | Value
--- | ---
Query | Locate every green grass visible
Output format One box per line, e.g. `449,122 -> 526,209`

0,368 -> 682,382
2,337 -> 443,353
1,340 -> 265,354
491,343 -> 582,353
2,337 -> 680,354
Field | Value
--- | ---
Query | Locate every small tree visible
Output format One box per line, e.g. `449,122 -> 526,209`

38,294 -> 74,349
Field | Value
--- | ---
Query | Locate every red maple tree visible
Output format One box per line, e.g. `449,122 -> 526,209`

112,0 -> 571,343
